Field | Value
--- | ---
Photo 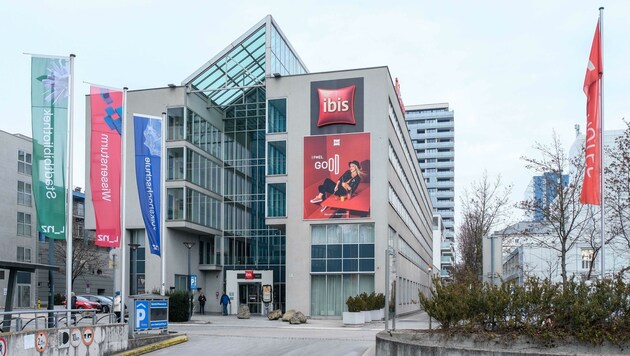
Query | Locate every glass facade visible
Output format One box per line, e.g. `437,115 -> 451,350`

176,17 -> 307,312
270,25 -> 307,77
267,183 -> 286,217
267,98 -> 287,133
310,224 -> 375,316
267,141 -> 286,175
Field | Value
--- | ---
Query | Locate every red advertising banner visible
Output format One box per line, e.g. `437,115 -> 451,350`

304,132 -> 370,219
90,86 -> 123,247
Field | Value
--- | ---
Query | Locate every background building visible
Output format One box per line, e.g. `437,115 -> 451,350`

405,103 -> 455,280
0,130 -> 38,309
85,15 -> 433,317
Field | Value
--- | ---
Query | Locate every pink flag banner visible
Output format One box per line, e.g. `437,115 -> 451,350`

90,86 -> 123,247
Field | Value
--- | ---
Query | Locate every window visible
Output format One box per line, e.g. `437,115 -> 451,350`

167,107 -> 184,140
268,99 -> 287,133
17,247 -> 31,262
17,212 -> 31,236
581,248 -> 594,269
267,141 -> 286,175
18,150 -> 32,175
167,188 -> 185,220
267,183 -> 286,217
17,181 -> 32,206
168,148 -> 184,180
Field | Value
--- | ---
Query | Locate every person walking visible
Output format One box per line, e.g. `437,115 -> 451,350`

220,292 -> 231,315
198,293 -> 207,315
113,291 -> 122,322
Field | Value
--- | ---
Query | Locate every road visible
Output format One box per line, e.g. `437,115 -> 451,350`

145,312 -> 431,356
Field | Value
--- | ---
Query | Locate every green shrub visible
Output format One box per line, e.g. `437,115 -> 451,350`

419,275 -> 630,346
346,296 -> 365,312
167,290 -> 192,322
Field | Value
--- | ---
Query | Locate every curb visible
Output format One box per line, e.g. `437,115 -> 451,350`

114,335 -> 189,356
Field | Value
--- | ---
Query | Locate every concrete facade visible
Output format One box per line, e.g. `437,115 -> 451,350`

0,130 -> 38,309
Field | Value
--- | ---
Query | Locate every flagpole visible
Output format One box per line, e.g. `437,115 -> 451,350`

598,7 -> 606,279
160,111 -> 166,296
65,54 -> 76,326
121,87 -> 128,319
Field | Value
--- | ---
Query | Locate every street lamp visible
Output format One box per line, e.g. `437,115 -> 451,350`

128,244 -> 140,295
183,242 -> 195,320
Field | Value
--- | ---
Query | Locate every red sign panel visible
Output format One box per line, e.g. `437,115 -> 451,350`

304,132 -> 370,220
244,270 -> 254,280
317,85 -> 356,127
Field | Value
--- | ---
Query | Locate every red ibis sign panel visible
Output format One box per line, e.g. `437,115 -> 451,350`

244,270 -> 254,280
310,78 -> 364,135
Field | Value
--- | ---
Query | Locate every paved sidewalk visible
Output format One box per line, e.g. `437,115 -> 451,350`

182,310 -> 434,330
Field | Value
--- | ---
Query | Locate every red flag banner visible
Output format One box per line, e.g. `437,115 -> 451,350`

90,86 -> 123,247
580,20 -> 602,205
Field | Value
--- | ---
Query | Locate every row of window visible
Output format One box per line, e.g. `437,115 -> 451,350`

311,224 -> 375,274
388,185 -> 431,255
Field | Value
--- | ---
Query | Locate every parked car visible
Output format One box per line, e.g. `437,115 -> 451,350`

63,296 -> 101,311
81,295 -> 113,313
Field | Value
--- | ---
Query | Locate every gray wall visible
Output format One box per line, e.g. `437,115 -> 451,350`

0,131 -> 38,309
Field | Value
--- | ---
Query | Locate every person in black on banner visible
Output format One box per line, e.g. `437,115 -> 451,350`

310,160 -> 363,206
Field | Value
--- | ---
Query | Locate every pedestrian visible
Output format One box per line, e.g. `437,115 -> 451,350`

220,292 -> 231,315
113,291 -> 122,322
198,293 -> 207,315
70,292 -> 77,324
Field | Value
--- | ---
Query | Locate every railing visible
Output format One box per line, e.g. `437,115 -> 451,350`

0,308 -> 119,333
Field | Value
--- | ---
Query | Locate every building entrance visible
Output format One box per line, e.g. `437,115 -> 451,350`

239,283 -> 261,314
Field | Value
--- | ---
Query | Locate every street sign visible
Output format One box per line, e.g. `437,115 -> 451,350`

0,337 -> 7,356
70,329 -> 81,347
190,275 -> 197,289
35,331 -> 47,353
135,300 -> 149,331
82,327 -> 94,346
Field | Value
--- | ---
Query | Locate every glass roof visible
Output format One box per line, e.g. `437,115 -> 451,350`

189,25 -> 266,108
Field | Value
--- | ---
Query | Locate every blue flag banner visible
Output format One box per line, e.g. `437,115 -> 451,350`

133,114 -> 162,256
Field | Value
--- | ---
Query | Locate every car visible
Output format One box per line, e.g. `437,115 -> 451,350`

63,296 -> 101,311
81,295 -> 113,313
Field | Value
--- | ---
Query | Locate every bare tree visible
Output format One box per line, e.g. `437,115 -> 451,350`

519,132 -> 590,287
457,171 -> 512,279
605,119 -> 630,252
55,237 -> 109,287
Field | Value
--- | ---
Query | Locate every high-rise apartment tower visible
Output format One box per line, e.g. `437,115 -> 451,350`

405,104 -> 455,241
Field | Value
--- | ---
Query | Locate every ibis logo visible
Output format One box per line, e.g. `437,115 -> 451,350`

310,77 -> 364,134
317,86 -> 356,127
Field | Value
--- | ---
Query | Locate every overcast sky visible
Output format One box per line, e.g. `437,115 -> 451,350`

1,0 -> 628,233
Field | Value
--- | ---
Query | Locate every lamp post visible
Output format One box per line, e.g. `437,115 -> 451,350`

183,242 -> 195,320
128,244 -> 140,296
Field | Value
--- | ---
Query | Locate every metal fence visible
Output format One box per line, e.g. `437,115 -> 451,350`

0,308 -> 119,333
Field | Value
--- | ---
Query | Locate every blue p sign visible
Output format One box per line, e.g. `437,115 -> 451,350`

190,275 -> 197,290
135,301 -> 149,331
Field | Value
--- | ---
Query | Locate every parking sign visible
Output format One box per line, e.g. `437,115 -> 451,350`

135,301 -> 149,331
190,275 -> 197,290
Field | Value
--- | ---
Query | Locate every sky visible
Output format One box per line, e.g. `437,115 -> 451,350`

1,0 -> 629,234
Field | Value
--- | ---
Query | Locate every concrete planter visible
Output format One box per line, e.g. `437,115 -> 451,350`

362,310 -> 372,322
370,309 -> 381,321
342,311 -> 364,325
